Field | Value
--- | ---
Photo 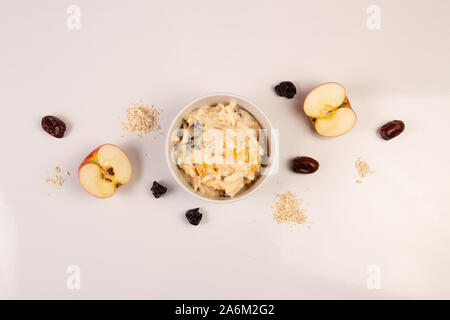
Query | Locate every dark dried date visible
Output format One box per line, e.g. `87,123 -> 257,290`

41,116 -> 66,138
380,120 -> 405,140
291,156 -> 319,174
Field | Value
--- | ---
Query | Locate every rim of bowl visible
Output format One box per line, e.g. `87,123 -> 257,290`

165,92 -> 274,203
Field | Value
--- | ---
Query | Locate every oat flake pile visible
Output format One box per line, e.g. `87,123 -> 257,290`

272,191 -> 309,225
121,102 -> 162,137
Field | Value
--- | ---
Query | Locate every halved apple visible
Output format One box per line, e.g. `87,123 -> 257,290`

303,82 -> 356,137
78,144 -> 132,198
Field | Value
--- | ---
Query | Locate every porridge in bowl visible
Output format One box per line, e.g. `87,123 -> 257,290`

171,102 -> 265,198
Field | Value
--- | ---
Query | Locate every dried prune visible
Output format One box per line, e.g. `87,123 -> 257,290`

185,208 -> 202,226
193,121 -> 202,133
41,116 -> 66,138
380,120 -> 405,140
151,181 -> 167,198
291,156 -> 319,174
275,81 -> 296,99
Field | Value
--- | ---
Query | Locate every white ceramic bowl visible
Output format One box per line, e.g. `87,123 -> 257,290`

165,93 -> 276,203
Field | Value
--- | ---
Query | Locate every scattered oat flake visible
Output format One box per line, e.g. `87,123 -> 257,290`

45,175 -> 65,187
355,157 -> 374,180
272,191 -> 310,226
356,179 -> 362,184
121,102 -> 162,137
45,166 -> 68,187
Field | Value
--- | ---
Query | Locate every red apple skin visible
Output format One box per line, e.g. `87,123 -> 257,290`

303,82 -> 357,137
78,144 -> 132,198
78,145 -> 101,177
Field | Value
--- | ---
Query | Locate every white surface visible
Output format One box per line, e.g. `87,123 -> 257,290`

0,0 -> 449,299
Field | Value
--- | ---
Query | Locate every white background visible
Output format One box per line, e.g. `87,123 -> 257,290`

1,0 -> 449,299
